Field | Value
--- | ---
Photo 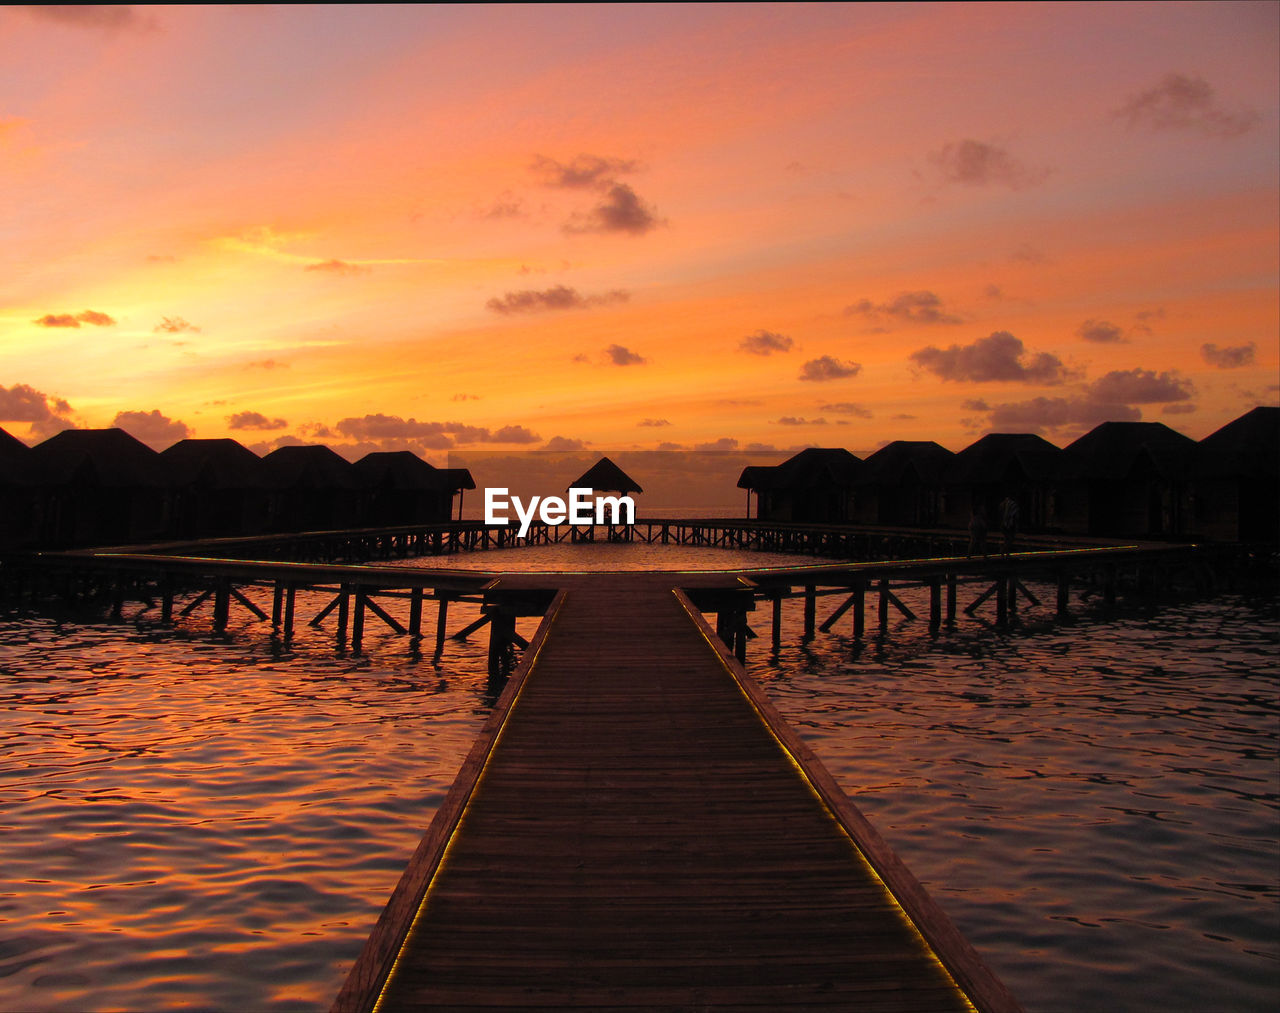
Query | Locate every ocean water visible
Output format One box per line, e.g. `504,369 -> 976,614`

0,541 -> 1276,1011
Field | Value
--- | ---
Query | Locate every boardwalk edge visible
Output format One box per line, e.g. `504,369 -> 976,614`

672,586 -> 1025,1013
329,587 -> 568,1013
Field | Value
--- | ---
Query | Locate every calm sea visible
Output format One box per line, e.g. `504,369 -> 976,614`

1,541 -> 1276,1011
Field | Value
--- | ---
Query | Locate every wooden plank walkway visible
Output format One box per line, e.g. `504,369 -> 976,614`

334,575 -> 1019,1011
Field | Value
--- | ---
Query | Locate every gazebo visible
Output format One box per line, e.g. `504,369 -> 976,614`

568,456 -> 643,496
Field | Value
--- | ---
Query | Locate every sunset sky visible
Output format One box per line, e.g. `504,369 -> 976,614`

2,3 -> 1277,463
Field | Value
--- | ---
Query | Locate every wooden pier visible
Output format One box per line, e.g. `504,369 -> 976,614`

332,576 -> 1020,1012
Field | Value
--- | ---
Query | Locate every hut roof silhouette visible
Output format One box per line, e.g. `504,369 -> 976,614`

161,438 -> 268,489
944,433 -> 1061,485
737,447 -> 862,491
0,426 -> 33,487
29,428 -> 169,488
260,444 -> 359,489
353,450 -> 449,490
1198,406 -> 1279,479
1063,421 -> 1198,481
860,441 -> 953,485
439,467 -> 477,492
569,456 -> 642,494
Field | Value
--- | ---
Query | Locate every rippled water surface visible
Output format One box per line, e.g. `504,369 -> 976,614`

1,542 -> 1276,1011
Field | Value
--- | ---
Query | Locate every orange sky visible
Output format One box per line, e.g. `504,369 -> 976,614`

2,3 -> 1276,462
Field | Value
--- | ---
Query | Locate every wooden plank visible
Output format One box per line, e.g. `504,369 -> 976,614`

335,579 -> 1019,1012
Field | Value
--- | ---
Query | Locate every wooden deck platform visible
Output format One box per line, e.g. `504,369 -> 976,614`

333,575 -> 1020,1012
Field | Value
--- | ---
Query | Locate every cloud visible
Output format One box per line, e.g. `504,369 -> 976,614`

227,411 -> 287,431
20,6 -> 156,31
1076,319 -> 1125,344
638,418 -> 671,427
452,393 -> 481,401
543,435 -> 588,451
480,193 -> 527,219
1162,403 -> 1198,415
531,153 -> 640,189
305,258 -> 368,275
605,344 -> 646,366
329,415 -> 543,449
799,356 -> 862,382
973,396 -> 1141,434
485,285 -> 629,314
909,331 -> 1071,384
1114,73 -> 1259,138
245,359 -> 287,370
0,383 -> 76,437
491,425 -> 542,444
845,290 -> 961,326
820,402 -> 873,418
112,409 -> 192,449
34,310 -> 116,328
1201,342 -> 1256,369
777,416 -> 828,426
928,139 -> 1050,190
1086,368 -> 1194,404
564,183 -> 663,235
696,438 -> 740,452
738,330 -> 795,355
155,316 -> 201,334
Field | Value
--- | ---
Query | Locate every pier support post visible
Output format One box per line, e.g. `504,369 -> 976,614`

487,610 -> 516,682
160,577 -> 174,626
213,579 -> 230,634
409,588 -> 424,643
946,573 -> 957,622
771,594 -> 782,650
1056,571 -> 1070,617
803,585 -> 816,640
336,584 -> 351,645
352,589 -> 366,653
853,579 -> 865,642
272,582 -> 284,628
283,584 -> 296,641
878,578 -> 889,632
435,595 -> 450,656
928,577 -> 941,629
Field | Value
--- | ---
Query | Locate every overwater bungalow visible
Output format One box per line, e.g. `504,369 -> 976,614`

737,448 -> 863,523
855,440 -> 953,527
260,445 -> 361,533
353,451 -> 458,526
27,428 -> 171,548
0,426 -> 35,549
1193,406 -> 1279,542
1060,421 -> 1199,538
160,438 -> 271,540
940,433 -> 1062,533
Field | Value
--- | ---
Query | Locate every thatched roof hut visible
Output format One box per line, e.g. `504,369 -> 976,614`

569,456 -> 643,495
30,427 -> 170,488
858,441 -> 953,526
161,438 -> 268,489
736,448 -> 862,522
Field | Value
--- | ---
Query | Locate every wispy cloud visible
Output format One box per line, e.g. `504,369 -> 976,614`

1115,73 -> 1259,138
1076,319 -> 1126,344
305,258 -> 369,276
34,310 -> 116,328
738,330 -> 795,355
155,316 -> 201,334
928,139 -> 1050,190
486,285 -> 629,314
531,154 -> 640,189
227,411 -> 287,431
1201,342 -> 1256,369
845,290 -> 961,326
